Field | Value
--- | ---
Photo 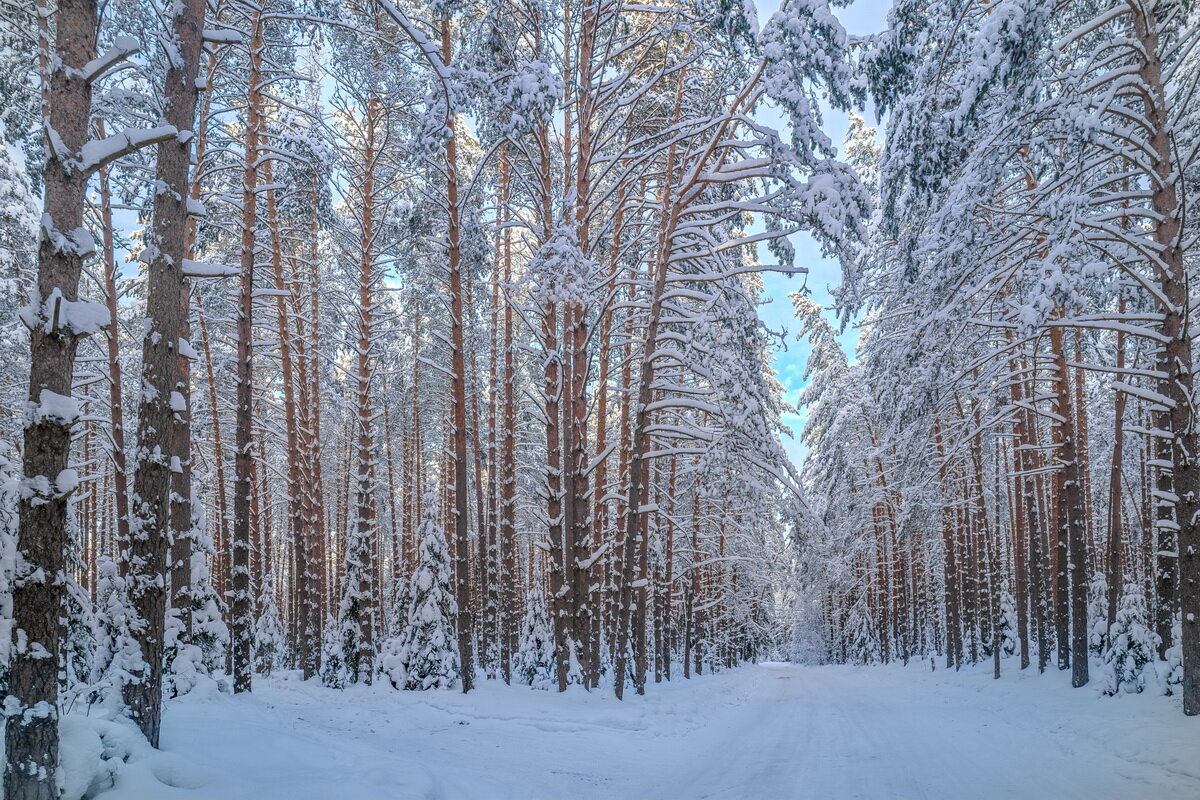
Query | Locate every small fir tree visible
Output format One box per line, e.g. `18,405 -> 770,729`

91,556 -> 142,711
62,573 -> 97,710
380,503 -> 460,690
1163,616 -> 1183,696
1088,573 -> 1109,656
254,575 -> 288,676
512,585 -> 555,688
998,587 -> 1019,657
1101,585 -> 1159,696
188,511 -> 229,677
320,613 -> 349,689
388,566 -> 413,639
166,496 -> 229,694
846,598 -> 880,665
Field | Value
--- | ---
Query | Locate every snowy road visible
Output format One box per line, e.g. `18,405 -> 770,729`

98,662 -> 1199,800
660,664 -> 1197,799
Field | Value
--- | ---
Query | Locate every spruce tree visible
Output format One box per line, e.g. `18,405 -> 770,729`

1101,586 -> 1159,696
320,613 -> 349,689
1164,618 -> 1184,697
187,510 -> 228,678
380,503 -> 460,691
164,501 -> 227,695
1088,574 -> 1109,657
253,575 -> 288,676
62,574 -> 97,708
512,585 -> 555,689
91,556 -> 141,711
998,587 -> 1019,658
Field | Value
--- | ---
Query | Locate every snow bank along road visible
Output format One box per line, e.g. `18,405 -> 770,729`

97,661 -> 1199,800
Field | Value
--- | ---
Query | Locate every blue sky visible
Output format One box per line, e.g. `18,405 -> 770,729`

754,0 -> 889,467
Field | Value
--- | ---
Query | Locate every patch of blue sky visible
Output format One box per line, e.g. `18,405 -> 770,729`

752,0 -> 887,467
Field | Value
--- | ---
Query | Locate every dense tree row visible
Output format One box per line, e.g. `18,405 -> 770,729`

0,0 -> 868,795
791,0 -> 1198,715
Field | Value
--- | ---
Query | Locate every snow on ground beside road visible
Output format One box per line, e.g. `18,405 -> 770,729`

92,660 -> 1199,800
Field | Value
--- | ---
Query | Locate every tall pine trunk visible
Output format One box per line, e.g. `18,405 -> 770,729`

231,8 -> 264,693
7,0 -> 97,793
125,0 -> 205,740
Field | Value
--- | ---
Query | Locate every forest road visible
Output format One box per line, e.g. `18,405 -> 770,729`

102,661 -> 1199,800
651,663 -> 1196,800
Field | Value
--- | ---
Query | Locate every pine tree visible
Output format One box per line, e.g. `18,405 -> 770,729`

380,503 -> 460,691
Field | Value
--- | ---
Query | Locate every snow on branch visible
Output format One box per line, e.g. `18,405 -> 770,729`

82,35 -> 139,84
1112,381 -> 1176,409
202,28 -> 244,44
371,0 -> 452,85
79,125 -> 180,175
182,260 -> 239,278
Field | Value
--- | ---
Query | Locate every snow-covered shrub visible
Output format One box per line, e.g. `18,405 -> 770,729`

512,585 -> 555,688
1101,585 -> 1159,696
58,712 -> 186,800
380,504 -> 460,690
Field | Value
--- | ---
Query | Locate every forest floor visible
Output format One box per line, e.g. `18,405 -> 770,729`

91,659 -> 1199,800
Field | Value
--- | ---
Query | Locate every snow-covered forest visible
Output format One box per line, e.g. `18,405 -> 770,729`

0,0 -> 1197,794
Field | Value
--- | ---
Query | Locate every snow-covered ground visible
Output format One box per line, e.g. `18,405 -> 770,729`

92,661 -> 1199,800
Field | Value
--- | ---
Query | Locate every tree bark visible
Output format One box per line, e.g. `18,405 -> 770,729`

1049,324 -> 1088,687
7,0 -> 97,794
96,134 -> 131,563
1133,5 -> 1198,715
442,18 -> 474,692
1106,315 -> 1127,631
125,0 -> 205,741
231,9 -> 264,693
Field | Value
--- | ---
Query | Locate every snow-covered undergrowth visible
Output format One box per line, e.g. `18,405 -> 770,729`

84,661 -> 1198,800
